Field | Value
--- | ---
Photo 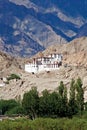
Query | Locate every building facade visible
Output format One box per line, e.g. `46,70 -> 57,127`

25,53 -> 63,73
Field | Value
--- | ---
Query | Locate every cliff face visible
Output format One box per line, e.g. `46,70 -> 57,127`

0,0 -> 87,57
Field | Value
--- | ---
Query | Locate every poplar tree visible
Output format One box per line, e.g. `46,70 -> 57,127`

68,79 -> 78,116
58,81 -> 68,117
58,81 -> 64,97
76,78 -> 84,114
63,87 -> 68,116
39,89 -> 50,117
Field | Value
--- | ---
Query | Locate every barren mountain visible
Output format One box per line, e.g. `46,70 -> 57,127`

0,37 -> 87,101
0,0 -> 87,57
0,51 -> 25,78
42,37 -> 87,66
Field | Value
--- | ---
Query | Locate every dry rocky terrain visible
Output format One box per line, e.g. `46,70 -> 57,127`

1,37 -> 87,101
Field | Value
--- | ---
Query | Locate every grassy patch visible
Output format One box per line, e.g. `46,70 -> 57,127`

0,117 -> 87,130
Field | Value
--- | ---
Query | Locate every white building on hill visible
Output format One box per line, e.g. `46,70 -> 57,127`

25,53 -> 63,73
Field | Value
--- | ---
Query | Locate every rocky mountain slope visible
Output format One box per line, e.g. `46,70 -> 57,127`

1,37 -> 87,101
42,37 -> 87,66
0,0 -> 87,57
0,51 -> 25,78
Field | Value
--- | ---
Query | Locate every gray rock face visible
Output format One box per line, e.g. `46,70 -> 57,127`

0,0 -> 87,57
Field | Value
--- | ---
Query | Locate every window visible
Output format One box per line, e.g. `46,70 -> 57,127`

54,54 -> 56,58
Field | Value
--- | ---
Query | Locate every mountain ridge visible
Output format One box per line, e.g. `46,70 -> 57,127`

0,0 -> 87,57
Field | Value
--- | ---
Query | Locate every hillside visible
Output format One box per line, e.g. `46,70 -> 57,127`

0,37 -> 87,101
43,37 -> 87,66
0,51 -> 25,78
0,0 -> 87,57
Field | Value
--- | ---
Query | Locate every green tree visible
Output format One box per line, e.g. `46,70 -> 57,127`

76,78 -> 84,115
39,89 -> 50,117
57,81 -> 68,117
39,90 -> 61,118
68,79 -> 78,117
63,87 -> 68,116
0,99 -> 20,115
58,81 -> 64,97
49,91 -> 60,117
6,106 -> 25,116
84,102 -> 87,111
22,87 -> 39,119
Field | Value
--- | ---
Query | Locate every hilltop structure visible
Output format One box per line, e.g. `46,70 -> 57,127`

25,53 -> 63,73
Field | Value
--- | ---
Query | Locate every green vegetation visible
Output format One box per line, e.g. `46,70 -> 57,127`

0,78 -> 87,129
0,99 -> 24,115
7,74 -> 21,81
0,117 -> 87,130
0,78 -> 85,118
22,78 -> 84,119
6,106 -> 25,116
22,87 -> 39,119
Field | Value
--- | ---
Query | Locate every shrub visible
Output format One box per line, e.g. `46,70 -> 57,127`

7,74 -> 21,81
0,99 -> 20,115
6,106 -> 26,116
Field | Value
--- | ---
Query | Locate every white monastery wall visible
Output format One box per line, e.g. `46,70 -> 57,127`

25,54 -> 62,73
